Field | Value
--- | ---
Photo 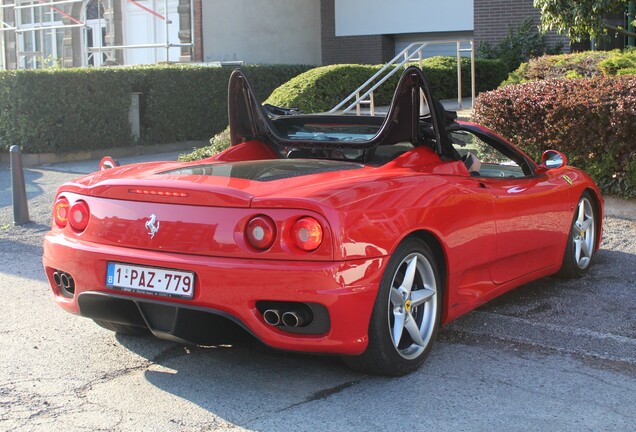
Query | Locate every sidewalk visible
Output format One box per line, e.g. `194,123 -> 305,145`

0,140 -> 206,168
39,149 -> 190,175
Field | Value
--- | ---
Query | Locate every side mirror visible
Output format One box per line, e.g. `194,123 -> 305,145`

540,150 -> 567,170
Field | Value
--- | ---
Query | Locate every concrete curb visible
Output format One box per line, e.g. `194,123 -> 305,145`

604,196 -> 636,221
0,140 -> 208,167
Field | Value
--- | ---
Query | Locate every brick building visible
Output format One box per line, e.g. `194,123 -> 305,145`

320,0 -> 569,65
473,0 -> 568,50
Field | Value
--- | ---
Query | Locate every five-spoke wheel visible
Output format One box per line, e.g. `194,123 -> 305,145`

559,192 -> 597,278
388,252 -> 438,360
572,196 -> 596,269
344,238 -> 441,376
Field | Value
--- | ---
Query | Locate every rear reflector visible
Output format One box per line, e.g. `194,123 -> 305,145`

53,197 -> 70,228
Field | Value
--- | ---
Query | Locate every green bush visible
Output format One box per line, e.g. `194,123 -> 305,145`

422,57 -> 508,100
478,17 -> 564,73
179,126 -> 230,161
266,57 -> 507,113
501,50 -> 636,86
473,76 -> 636,198
0,64 -> 311,153
265,64 -> 396,114
599,51 -> 636,75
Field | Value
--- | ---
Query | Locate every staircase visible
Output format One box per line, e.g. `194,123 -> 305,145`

329,39 -> 476,116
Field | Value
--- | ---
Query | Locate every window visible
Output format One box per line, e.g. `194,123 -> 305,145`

450,129 -> 532,178
16,2 -> 64,69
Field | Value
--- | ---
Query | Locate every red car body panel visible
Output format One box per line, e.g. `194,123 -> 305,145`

43,68 -> 603,357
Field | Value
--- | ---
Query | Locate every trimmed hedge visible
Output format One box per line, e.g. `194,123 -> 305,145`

473,76 -> 636,198
0,64 -> 311,153
0,68 -> 132,153
266,57 -> 508,113
502,50 -> 636,86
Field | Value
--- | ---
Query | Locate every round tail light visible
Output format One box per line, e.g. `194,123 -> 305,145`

68,201 -> 90,232
53,197 -> 70,228
246,215 -> 276,250
292,217 -> 323,251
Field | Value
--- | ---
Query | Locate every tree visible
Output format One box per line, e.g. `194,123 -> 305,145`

479,17 -> 563,72
534,0 -> 636,41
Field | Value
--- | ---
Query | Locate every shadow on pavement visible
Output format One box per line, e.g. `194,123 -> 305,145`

113,332 -> 365,426
0,167 -> 45,211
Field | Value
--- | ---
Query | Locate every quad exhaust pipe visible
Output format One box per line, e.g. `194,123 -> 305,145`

263,308 -> 309,328
52,270 -> 75,295
281,311 -> 306,328
263,309 -> 281,326
257,301 -> 328,335
53,271 -> 62,287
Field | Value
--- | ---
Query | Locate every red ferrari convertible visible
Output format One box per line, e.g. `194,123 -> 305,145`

43,67 -> 602,376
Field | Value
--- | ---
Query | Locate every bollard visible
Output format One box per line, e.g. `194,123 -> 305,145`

10,145 -> 30,225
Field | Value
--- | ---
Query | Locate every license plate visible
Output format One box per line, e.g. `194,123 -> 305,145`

106,262 -> 195,299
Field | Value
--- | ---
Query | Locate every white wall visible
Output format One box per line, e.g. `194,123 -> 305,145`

202,0 -> 321,64
335,0 -> 473,37
123,0 -> 180,65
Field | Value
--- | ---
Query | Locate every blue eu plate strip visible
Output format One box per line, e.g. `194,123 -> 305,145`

106,262 -> 115,287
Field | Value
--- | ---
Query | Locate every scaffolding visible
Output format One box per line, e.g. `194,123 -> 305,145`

0,0 -> 194,70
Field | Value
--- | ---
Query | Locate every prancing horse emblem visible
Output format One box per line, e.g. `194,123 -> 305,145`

145,214 -> 160,238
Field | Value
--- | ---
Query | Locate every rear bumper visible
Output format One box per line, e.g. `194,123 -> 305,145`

43,232 -> 385,355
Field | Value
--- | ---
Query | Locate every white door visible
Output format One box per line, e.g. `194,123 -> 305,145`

123,0 -> 180,65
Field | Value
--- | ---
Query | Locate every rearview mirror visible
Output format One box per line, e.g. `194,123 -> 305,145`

540,150 -> 567,169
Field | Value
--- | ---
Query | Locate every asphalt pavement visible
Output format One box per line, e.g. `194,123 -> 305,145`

1,151 -> 635,431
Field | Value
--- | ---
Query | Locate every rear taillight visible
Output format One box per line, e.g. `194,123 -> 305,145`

292,217 -> 323,251
53,197 -> 70,228
246,215 -> 276,250
68,200 -> 90,232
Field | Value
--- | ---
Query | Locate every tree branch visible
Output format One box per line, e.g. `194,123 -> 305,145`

604,24 -> 636,38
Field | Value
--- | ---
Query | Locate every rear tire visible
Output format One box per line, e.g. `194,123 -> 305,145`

558,191 -> 597,279
344,238 -> 442,376
93,319 -> 150,336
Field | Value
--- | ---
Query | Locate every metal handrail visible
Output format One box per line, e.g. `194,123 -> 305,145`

329,38 -> 475,115
86,43 -> 193,50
